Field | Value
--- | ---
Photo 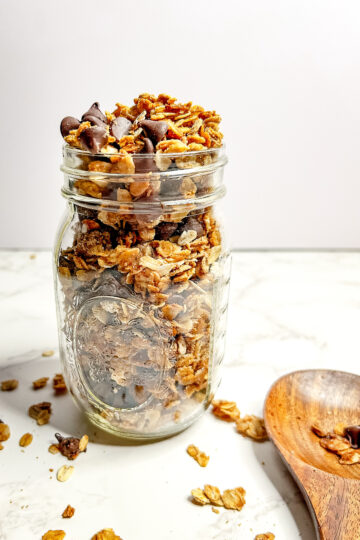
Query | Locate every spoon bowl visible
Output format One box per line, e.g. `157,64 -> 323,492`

264,369 -> 360,539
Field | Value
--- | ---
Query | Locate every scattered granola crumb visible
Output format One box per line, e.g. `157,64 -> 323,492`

57,465 -> 74,482
53,373 -> 67,395
236,415 -> 268,442
1,379 -> 18,391
212,506 -> 220,514
32,377 -> 49,390
191,485 -> 246,511
212,400 -> 240,422
42,531 -> 66,540
91,529 -> 123,540
29,253 -> 37,260
28,402 -> 52,425
255,534 -> 275,540
49,468 -> 54,472
19,433 -> 33,447
0,423 -> 10,442
187,444 -> 209,467
49,444 -> 60,454
54,432 -> 88,460
42,350 -> 55,357
62,504 -> 75,518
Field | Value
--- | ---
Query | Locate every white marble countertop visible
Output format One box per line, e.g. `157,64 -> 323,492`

1,250 -> 360,540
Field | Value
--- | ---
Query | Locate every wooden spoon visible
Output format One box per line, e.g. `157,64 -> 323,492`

264,369 -> 360,540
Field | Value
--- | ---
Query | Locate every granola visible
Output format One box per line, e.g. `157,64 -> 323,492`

1,379 -> 18,391
236,415 -> 268,442
56,95 -> 228,437
33,377 -> 49,390
91,529 -> 122,540
62,504 -> 75,518
56,465 -> 74,482
28,402 -> 52,425
53,373 -> 67,395
212,400 -> 240,422
312,423 -> 360,465
187,444 -> 209,467
19,433 -> 33,447
191,485 -> 246,511
0,423 -> 10,442
53,432 -> 88,460
255,534 -> 275,540
42,531 -> 66,540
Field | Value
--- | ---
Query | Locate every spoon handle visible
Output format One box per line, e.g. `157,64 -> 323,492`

297,464 -> 360,539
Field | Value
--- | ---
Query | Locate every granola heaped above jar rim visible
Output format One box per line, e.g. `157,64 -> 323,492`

60,93 -> 223,157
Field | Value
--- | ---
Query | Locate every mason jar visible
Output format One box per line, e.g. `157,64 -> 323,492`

54,144 -> 230,439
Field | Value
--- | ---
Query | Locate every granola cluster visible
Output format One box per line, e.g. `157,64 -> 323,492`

191,484 -> 246,511
57,95 -> 227,436
212,400 -> 268,442
61,94 -> 223,157
312,423 -> 360,464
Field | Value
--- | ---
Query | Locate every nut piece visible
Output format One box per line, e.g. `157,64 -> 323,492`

187,444 -> 209,467
53,373 -> 67,395
212,400 -> 240,422
0,423 -> 10,442
33,377 -> 49,390
236,415 -> 268,442
203,484 -> 222,505
191,488 -> 210,506
28,402 -> 52,425
311,424 -> 327,438
49,444 -> 60,454
79,434 -> 89,452
1,379 -> 18,391
19,433 -> 33,447
57,465 -> 74,482
91,529 -> 123,540
319,436 -> 351,454
222,487 -> 246,511
255,534 -> 275,540
42,531 -> 66,540
338,450 -> 360,465
42,350 -> 55,357
62,504 -> 75,518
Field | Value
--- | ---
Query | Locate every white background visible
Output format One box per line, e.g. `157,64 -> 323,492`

0,0 -> 359,249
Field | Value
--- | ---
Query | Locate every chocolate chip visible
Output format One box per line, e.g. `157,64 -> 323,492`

139,119 -> 168,144
60,116 -> 81,137
79,126 -> 108,154
83,114 -> 107,128
345,425 -> 360,449
178,217 -> 204,238
156,222 -> 179,240
81,102 -> 107,124
110,117 -> 132,140
135,138 -> 156,173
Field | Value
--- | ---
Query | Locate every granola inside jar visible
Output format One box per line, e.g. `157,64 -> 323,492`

54,95 -> 230,439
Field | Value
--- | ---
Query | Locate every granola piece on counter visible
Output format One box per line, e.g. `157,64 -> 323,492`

42,531 -> 66,540
53,373 -> 67,395
1,379 -> 18,391
236,415 -> 268,442
255,534 -> 275,540
0,422 -> 10,442
187,444 -> 209,467
42,350 -> 55,357
203,485 -> 222,506
56,465 -> 74,482
91,529 -> 123,540
53,433 -> 88,460
28,402 -> 52,425
33,377 -> 49,390
19,433 -> 33,447
222,487 -> 246,511
190,485 -> 246,511
212,400 -> 240,422
62,504 -> 75,518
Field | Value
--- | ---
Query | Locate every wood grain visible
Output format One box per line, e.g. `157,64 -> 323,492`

264,370 -> 360,540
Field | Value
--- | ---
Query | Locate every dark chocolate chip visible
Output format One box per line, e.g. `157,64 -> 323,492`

139,119 -> 168,143
82,114 -> 107,128
60,116 -> 81,137
110,116 -> 132,140
178,217 -> 204,238
81,102 -> 107,124
135,138 -> 156,173
79,126 -> 108,154
156,221 -> 179,240
345,425 -> 360,449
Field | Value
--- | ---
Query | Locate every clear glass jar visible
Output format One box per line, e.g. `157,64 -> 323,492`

54,145 -> 230,440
